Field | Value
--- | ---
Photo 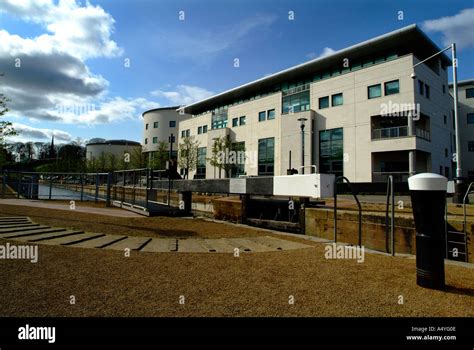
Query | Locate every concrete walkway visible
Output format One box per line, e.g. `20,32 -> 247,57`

0,199 -> 143,218
0,217 -> 313,253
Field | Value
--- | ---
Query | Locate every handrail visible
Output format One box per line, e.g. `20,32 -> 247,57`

333,176 -> 362,246
385,175 -> 395,256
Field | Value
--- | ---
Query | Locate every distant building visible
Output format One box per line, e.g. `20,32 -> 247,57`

85,139 -> 141,161
449,79 -> 474,182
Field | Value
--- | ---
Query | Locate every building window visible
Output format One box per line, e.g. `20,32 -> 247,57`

282,90 -> 310,114
203,125 -> 208,133
145,138 -> 148,144
145,123 -> 149,130
331,93 -> 343,107
232,117 -> 239,127
319,96 -> 329,109
425,84 -> 430,99
466,88 -> 474,99
267,109 -> 275,120
198,126 -> 202,134
169,121 -> 176,127
384,80 -> 399,95
418,80 -> 424,96
319,128 -> 343,177
468,113 -> 474,124
154,121 -> 159,128
185,129 -> 190,137
469,141 -> 474,152
231,142 -> 245,178
258,137 -> 274,176
181,130 -> 185,138
196,147 -> 207,179
211,110 -> 228,129
445,148 -> 449,157
444,115 -> 447,125
258,111 -> 266,122
239,116 -> 246,126
442,85 -> 446,94
153,137 -> 158,144
368,84 -> 382,99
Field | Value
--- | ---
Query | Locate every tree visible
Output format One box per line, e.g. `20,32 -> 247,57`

57,143 -> 85,172
208,136 -> 233,178
0,75 -> 17,145
130,146 -> 146,169
148,141 -> 168,170
178,136 -> 199,179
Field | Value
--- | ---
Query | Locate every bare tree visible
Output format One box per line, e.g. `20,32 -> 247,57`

178,136 -> 199,179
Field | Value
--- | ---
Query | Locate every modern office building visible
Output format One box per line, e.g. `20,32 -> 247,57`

142,107 -> 191,165
449,79 -> 474,182
86,139 -> 142,161
145,24 -> 456,182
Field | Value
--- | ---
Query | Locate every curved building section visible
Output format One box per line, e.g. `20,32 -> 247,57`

86,139 -> 142,161
142,106 -> 191,153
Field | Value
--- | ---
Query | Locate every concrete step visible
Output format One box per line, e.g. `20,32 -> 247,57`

140,238 -> 175,252
0,227 -> 56,237
15,230 -> 83,242
202,238 -> 239,253
226,237 -> 275,252
0,223 -> 39,229
39,232 -> 103,246
250,236 -> 311,250
177,238 -> 211,253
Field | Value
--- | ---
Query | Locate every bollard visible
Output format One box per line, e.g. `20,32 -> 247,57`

408,173 -> 447,290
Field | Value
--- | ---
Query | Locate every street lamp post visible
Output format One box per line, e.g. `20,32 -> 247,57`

297,117 -> 307,174
412,43 -> 465,203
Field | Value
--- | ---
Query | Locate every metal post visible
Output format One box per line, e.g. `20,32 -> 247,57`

452,43 -> 461,180
168,133 -> 174,206
48,175 -> 53,200
106,172 -> 112,207
80,174 -> 84,201
17,172 -> 21,198
95,173 -> 99,203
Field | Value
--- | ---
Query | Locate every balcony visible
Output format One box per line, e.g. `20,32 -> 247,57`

371,126 -> 430,141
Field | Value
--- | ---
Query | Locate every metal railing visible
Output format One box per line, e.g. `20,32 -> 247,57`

334,176 -> 362,246
372,126 -> 430,141
372,172 -> 410,183
372,126 -> 408,139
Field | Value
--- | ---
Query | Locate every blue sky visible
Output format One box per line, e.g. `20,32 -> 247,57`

0,0 -> 473,144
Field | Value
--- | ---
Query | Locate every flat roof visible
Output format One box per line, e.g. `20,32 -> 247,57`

182,24 -> 451,115
86,139 -> 141,146
142,106 -> 180,117
449,79 -> 474,87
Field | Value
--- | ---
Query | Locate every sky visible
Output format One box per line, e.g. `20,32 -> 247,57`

0,0 -> 473,145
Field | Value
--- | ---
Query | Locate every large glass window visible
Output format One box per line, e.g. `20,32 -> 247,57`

368,84 -> 382,99
282,90 -> 310,114
231,142 -> 245,178
319,128 -> 343,177
384,80 -> 399,95
331,93 -> 343,107
196,147 -> 207,179
152,137 -> 158,144
169,121 -> 176,127
319,96 -> 329,109
467,113 -> 474,124
211,110 -> 228,129
258,111 -> 266,122
154,121 -> 159,128
258,137 -> 274,176
466,88 -> 474,99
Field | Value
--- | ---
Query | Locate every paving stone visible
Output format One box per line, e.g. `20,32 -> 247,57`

103,236 -> 151,251
202,238 -> 238,253
177,239 -> 210,253
70,234 -> 126,249
225,238 -> 274,252
140,238 -> 174,252
0,226 -> 51,235
15,230 -> 82,242
0,223 -> 39,230
39,232 -> 102,246
251,236 -> 312,250
2,227 -> 64,238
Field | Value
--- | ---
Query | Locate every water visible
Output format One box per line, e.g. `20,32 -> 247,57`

37,184 -> 99,201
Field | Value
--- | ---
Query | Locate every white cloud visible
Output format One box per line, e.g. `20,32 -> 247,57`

423,8 -> 474,49
0,0 -> 122,59
306,47 -> 336,60
150,85 -> 214,105
9,123 -> 73,143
